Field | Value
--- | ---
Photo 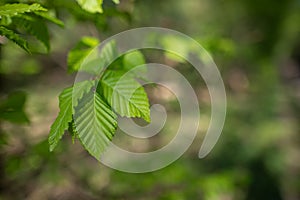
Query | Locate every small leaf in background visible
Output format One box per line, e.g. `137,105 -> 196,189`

74,90 -> 117,161
76,0 -> 103,13
0,91 -> 29,124
123,50 -> 147,77
161,35 -> 189,63
123,50 -> 145,69
100,70 -> 150,122
67,36 -> 100,73
0,26 -> 30,52
68,38 -> 118,75
79,40 -> 118,74
0,3 -> 47,18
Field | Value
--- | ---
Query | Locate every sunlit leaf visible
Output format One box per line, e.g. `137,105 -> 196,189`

68,38 -> 118,75
100,70 -> 150,122
74,90 -> 117,160
48,87 -> 73,151
48,80 -> 95,151
67,36 -> 100,73
123,50 -> 147,77
76,0 -> 103,13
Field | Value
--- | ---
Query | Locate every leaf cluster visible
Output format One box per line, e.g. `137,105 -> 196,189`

49,38 -> 150,161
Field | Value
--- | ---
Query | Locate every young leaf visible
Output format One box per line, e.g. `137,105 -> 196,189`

74,90 -> 117,160
0,26 -> 30,52
14,15 -> 50,51
100,40 -> 118,66
0,3 -> 46,18
76,0 -> 103,13
67,36 -> 99,73
48,87 -> 73,151
100,70 -> 150,122
123,50 -> 145,70
122,50 -> 147,77
81,40 -> 119,74
68,38 -> 118,74
49,80 -> 95,151
72,80 -> 96,107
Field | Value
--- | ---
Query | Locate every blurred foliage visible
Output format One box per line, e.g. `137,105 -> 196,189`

0,91 -> 29,124
0,2 -> 63,52
0,0 -> 300,199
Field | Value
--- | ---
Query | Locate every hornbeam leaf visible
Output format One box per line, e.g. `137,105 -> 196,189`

48,87 -> 73,151
100,70 -> 150,122
67,36 -> 99,73
122,50 -> 147,78
48,80 -> 95,151
68,38 -> 117,74
74,90 -> 117,160
72,80 -> 96,107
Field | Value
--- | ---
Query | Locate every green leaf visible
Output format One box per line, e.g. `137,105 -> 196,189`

76,0 -> 103,13
123,50 -> 147,77
100,70 -> 150,122
161,35 -> 188,63
112,0 -> 120,4
99,40 -> 118,66
0,91 -> 29,124
74,90 -> 117,160
123,50 -> 145,70
0,16 -> 12,26
67,36 -> 99,73
34,11 -> 64,27
73,80 -> 96,107
14,15 -> 50,51
0,3 -> 46,18
49,80 -> 95,151
68,38 -> 118,75
0,26 -> 30,52
48,87 -> 73,151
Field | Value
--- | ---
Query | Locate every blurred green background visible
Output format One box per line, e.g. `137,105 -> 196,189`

1,0 -> 300,199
